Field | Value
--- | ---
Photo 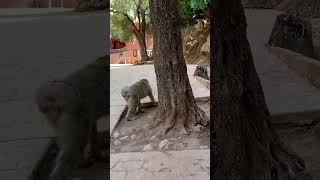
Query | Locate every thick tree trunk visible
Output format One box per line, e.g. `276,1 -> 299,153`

211,0 -> 312,180
149,0 -> 208,135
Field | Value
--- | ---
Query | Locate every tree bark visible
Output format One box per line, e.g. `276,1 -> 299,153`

149,0 -> 208,135
135,7 -> 150,62
211,1 -> 313,180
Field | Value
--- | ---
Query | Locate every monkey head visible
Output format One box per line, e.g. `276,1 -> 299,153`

121,86 -> 131,102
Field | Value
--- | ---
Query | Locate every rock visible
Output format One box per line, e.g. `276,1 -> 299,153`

193,125 -> 204,132
113,131 -> 120,139
312,18 -> 320,60
120,136 -> 129,141
158,139 -> 170,150
114,140 -> 122,146
194,65 -> 209,80
195,20 -> 205,32
131,134 -> 137,140
143,144 -> 154,151
200,35 -> 210,54
268,13 -> 314,59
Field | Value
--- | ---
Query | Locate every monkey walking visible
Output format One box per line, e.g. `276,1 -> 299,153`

121,79 -> 156,121
35,56 -> 108,180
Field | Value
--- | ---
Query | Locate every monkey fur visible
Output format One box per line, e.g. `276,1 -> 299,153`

121,79 -> 155,121
35,55 -> 108,180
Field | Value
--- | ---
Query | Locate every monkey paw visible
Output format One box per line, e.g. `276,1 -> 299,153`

126,117 -> 137,121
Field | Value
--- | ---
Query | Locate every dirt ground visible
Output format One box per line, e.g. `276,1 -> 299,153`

111,97 -> 210,153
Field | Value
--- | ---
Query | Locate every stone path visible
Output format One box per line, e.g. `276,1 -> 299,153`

111,150 -> 209,180
0,12 -> 107,180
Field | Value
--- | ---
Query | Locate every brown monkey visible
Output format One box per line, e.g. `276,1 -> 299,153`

121,79 -> 155,121
35,55 -> 108,180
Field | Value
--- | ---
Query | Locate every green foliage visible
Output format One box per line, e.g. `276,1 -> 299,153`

110,0 -> 150,42
180,0 -> 194,27
180,0 -> 210,28
191,0 -> 210,11
111,14 -> 133,42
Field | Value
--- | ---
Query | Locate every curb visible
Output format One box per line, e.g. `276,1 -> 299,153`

267,46 -> 320,89
194,76 -> 210,89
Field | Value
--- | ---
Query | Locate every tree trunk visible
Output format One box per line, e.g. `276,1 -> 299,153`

137,33 -> 149,61
149,0 -> 208,135
133,29 -> 149,62
211,0 -> 312,179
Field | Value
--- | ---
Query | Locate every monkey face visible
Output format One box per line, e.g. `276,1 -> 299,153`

121,87 -> 130,102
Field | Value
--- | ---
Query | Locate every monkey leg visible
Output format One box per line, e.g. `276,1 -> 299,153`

137,100 -> 144,113
148,91 -> 156,105
89,120 -> 106,162
146,83 -> 156,104
126,97 -> 137,121
50,149 -> 81,180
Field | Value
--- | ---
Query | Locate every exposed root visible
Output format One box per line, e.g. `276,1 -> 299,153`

150,105 -> 208,136
148,111 -> 164,129
159,115 -> 176,136
270,138 -> 313,180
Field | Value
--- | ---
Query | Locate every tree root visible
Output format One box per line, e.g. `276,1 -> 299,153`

150,104 -> 209,136
270,137 -> 313,180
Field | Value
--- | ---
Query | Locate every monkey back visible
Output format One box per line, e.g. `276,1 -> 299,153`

130,79 -> 151,99
63,55 -> 109,119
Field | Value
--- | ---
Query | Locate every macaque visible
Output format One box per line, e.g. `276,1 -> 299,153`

35,55 -> 108,180
121,79 -> 155,121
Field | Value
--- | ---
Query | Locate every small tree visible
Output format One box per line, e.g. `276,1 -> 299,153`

211,0 -> 313,179
149,0 -> 208,135
111,0 -> 151,61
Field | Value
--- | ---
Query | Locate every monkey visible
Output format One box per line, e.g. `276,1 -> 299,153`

35,55 -> 109,180
121,79 -> 156,121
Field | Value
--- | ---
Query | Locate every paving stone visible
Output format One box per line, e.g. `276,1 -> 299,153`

110,150 -> 210,180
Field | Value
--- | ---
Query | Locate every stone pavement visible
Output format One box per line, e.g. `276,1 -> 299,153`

111,150 -> 210,180
0,12 -> 107,180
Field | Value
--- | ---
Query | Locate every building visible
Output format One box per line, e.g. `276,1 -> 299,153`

110,34 -> 153,64
0,0 -> 78,8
